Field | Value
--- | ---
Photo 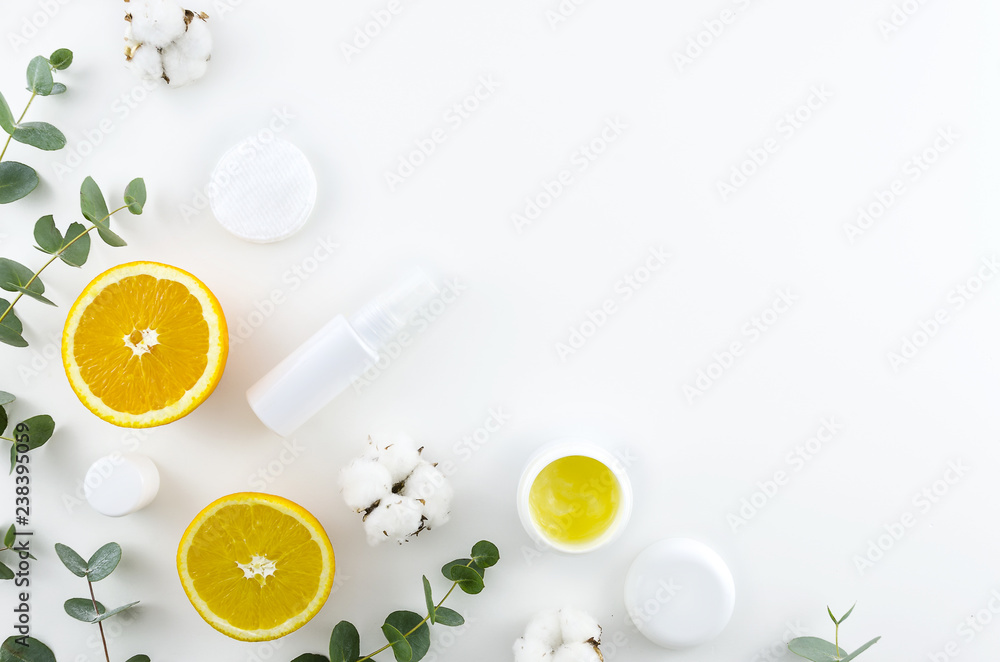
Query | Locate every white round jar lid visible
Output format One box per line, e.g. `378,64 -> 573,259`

208,137 -> 317,243
624,538 -> 735,649
84,453 -> 160,518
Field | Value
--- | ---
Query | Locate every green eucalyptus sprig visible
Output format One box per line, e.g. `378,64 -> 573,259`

291,540 -> 500,662
789,604 -> 880,662
0,390 -> 54,474
0,48 -> 73,204
0,176 -> 147,348
55,542 -> 149,662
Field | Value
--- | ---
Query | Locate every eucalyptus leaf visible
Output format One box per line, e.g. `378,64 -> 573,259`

8,444 -> 16,476
64,597 -> 107,623
449,565 -> 484,594
48,83 -> 67,95
26,56 -> 53,96
94,600 -> 139,623
60,222 -> 91,267
383,611 -> 430,662
0,91 -> 14,135
0,392 -> 14,406
0,259 -> 45,303
0,298 -> 26,348
18,415 -> 54,451
433,607 -> 464,627
291,656 -> 329,662
95,224 -> 127,248
11,286 -> 54,307
80,176 -> 109,224
33,215 -> 63,253
1,635 -> 57,662
441,559 -> 484,582
826,606 -> 836,626
837,603 -> 856,625
422,575 -> 435,624
87,542 -> 122,581
329,620 -> 360,662
381,623 -> 412,662
124,657 -> 150,662
840,637 -> 880,662
0,406 -> 7,435
49,49 -> 73,70
0,561 -> 13,580
124,178 -> 146,214
54,543 -> 88,577
4,524 -> 15,548
788,637 -> 850,662
0,161 -> 39,204
471,540 -> 500,568
12,122 -> 66,151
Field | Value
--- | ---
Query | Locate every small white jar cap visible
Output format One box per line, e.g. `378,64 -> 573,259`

84,453 -> 160,518
208,137 -> 317,243
624,538 -> 735,648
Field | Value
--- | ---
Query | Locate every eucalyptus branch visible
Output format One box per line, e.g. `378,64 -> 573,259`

0,177 -> 147,348
290,541 -> 500,662
55,542 -> 149,662
788,604 -> 880,662
0,48 -> 73,204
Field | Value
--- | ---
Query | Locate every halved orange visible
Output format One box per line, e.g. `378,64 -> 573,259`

177,493 -> 336,641
62,261 -> 228,427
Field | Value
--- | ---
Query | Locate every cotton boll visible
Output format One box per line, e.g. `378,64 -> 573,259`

338,459 -> 392,512
160,43 -> 208,87
362,496 -> 424,545
377,437 -> 422,484
513,637 -> 552,662
402,461 -> 453,528
124,42 -> 163,81
524,610 -> 563,650
174,14 -> 212,60
128,0 -> 187,48
552,643 -> 602,662
559,608 -> 602,646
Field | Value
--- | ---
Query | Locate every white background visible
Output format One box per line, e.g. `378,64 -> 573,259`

1,0 -> 1000,660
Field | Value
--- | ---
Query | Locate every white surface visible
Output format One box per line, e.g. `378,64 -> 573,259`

516,440 -> 632,553
208,137 -> 317,243
623,538 -> 736,649
0,1 -> 999,661
84,453 -> 160,518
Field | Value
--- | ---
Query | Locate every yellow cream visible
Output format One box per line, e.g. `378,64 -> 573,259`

528,455 -> 621,546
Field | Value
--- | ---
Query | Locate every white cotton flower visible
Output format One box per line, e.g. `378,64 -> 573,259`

362,495 -> 424,546
127,0 -> 187,48
124,1 -> 212,87
339,436 -> 453,545
558,608 -> 601,646
338,459 -> 392,512
552,643 -> 602,662
401,461 -> 453,528
513,637 -> 552,662
377,436 -> 422,484
518,609 -> 604,662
